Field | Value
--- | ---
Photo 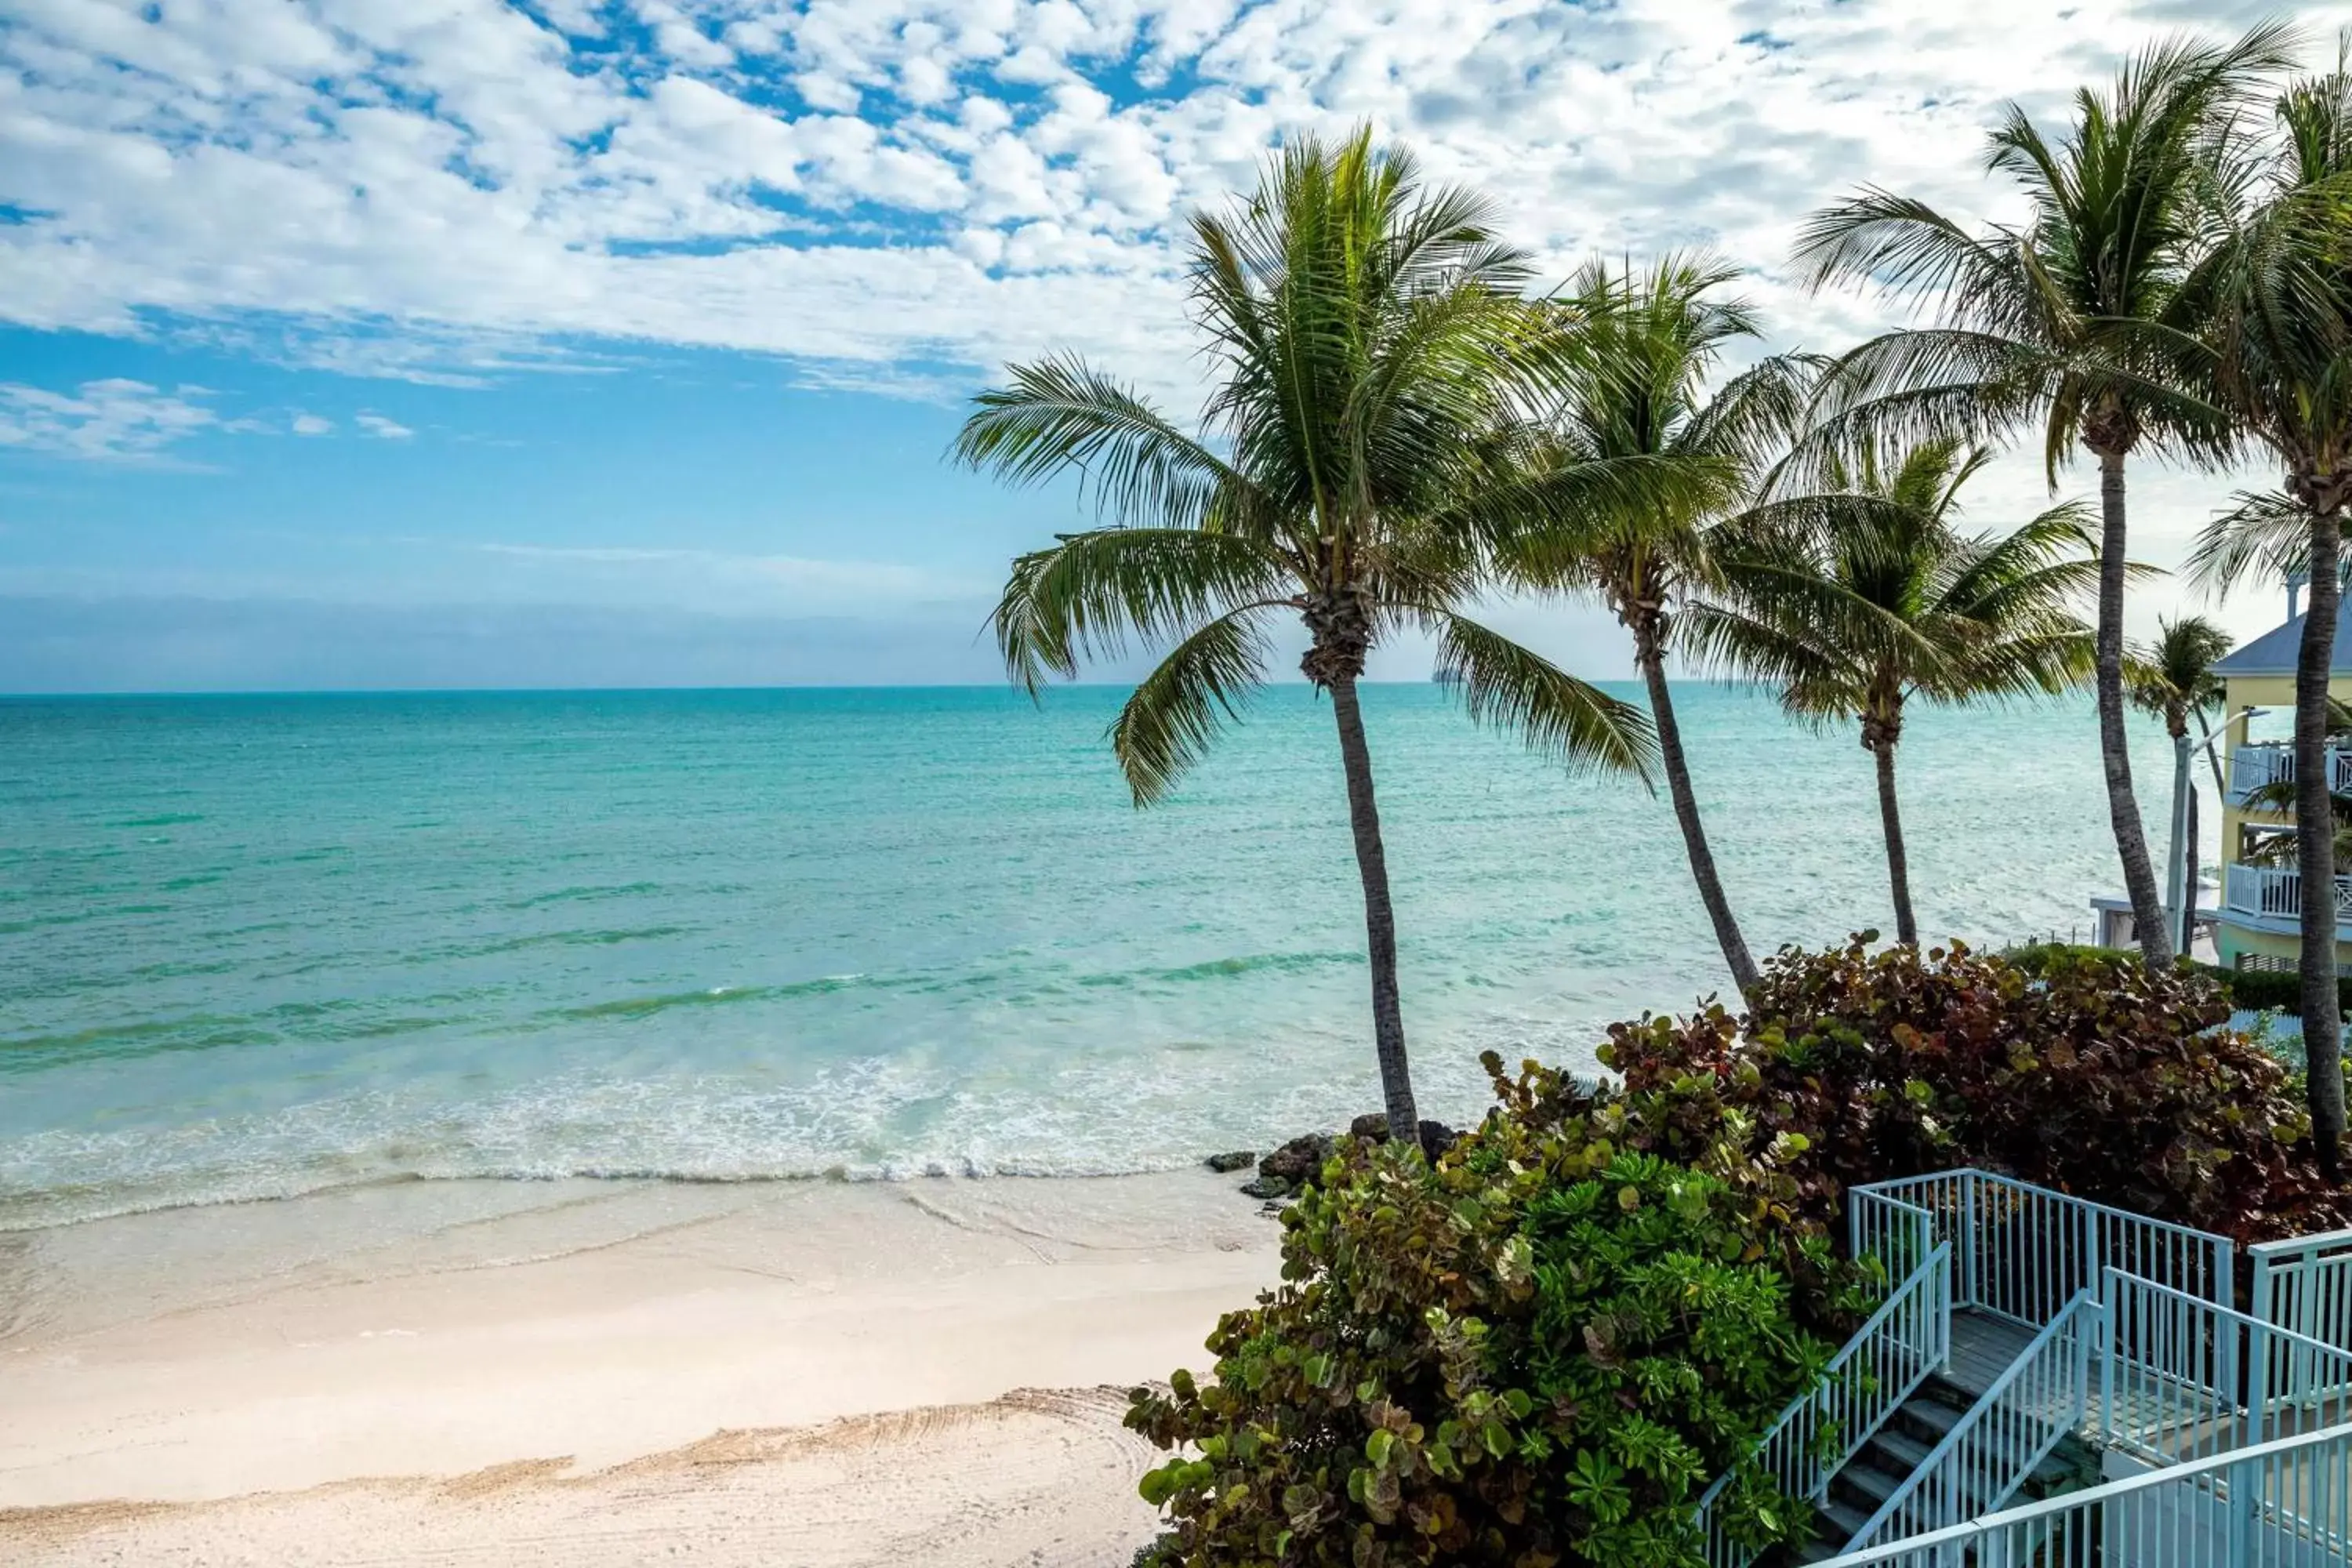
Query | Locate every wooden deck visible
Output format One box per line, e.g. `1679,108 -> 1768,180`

1945,1308 -> 2037,1401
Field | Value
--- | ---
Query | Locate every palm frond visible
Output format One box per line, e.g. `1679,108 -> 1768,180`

954,358 -> 1258,532
1428,612 -> 1657,780
2126,614 -> 2234,726
993,528 -> 1294,695
1790,23 -> 2299,478
1791,187 -> 2012,304
1698,436 -> 2098,727
1109,608 -> 1278,806
2184,489 -> 2316,600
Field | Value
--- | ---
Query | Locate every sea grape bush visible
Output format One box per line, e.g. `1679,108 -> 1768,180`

1129,937 -> 2347,1568
1594,936 -> 2351,1245
1124,1103 -> 1868,1568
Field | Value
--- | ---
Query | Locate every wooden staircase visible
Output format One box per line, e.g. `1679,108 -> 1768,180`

1698,1170 -> 2352,1568
1776,1370 -> 2099,1565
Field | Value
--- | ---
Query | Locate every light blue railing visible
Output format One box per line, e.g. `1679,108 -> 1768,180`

2102,1268 -> 2352,1466
2253,1225 -> 2352,1354
1849,1169 -> 2234,1327
1693,1194 -> 1946,1568
1839,1288 -> 2101,1555
1810,1421 -> 2352,1568
1690,1171 -> 2312,1565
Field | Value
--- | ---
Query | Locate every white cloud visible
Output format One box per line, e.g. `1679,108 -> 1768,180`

2,0 -> 2349,642
10,0 -> 2347,407
354,412 -> 415,439
291,412 -> 333,435
0,379 -> 217,461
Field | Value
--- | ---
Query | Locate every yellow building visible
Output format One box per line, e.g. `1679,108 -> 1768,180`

2214,599 -> 2352,972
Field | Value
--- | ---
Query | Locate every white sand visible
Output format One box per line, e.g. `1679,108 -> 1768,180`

0,1169 -> 1283,1566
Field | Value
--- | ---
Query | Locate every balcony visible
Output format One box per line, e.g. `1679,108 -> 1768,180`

2230,741 -> 2352,805
2223,861 -> 2352,927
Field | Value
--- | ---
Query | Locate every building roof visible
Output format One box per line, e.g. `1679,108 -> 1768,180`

2214,599 -> 2352,677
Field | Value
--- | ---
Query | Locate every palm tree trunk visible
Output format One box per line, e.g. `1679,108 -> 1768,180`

2181,785 -> 2200,959
1327,672 -> 1418,1149
1636,635 -> 1761,1000
2167,730 -> 2193,942
2096,452 -> 2174,967
1871,736 -> 1918,947
2296,507 -> 2344,1179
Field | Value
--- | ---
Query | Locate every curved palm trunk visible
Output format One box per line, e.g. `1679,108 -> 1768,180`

1635,636 -> 1760,1000
1871,737 -> 1918,947
2297,508 -> 2344,1178
2096,452 -> 2174,967
1327,673 -> 1418,1149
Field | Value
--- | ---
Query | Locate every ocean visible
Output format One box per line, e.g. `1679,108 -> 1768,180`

0,684 -> 2196,1232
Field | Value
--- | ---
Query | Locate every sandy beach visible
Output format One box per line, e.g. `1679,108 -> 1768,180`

0,1168 -> 1282,1565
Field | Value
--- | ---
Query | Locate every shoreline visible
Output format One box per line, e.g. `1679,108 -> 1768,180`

0,1167 -> 1283,1563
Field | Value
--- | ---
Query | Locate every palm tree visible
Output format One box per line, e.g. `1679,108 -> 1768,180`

2244,779 -> 2352,866
952,132 -> 1662,1149
2174,58 -> 2352,1174
1499,256 -> 1813,999
2126,616 -> 2234,948
1789,24 -> 2297,969
1687,440 -> 2098,946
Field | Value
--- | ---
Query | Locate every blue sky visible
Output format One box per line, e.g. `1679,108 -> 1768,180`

0,0 -> 2334,691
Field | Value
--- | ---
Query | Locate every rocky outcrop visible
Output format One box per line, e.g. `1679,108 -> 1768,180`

1213,1116 -> 1465,1210
1346,1112 -> 1460,1152
1257,1134 -> 1334,1185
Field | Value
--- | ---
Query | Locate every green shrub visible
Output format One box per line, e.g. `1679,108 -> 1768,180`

1123,1103 -> 1869,1568
1595,936 -> 2350,1247
2176,959 -> 2352,1019
2005,942 -> 2351,1020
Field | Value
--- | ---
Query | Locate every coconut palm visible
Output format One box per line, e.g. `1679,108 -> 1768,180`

953,132 -> 1663,1149
1687,439 -> 2098,946
1789,23 -> 2297,968
1498,255 -> 1813,999
2174,58 -> 2352,1174
2245,780 -> 2352,866
2126,616 -> 2234,946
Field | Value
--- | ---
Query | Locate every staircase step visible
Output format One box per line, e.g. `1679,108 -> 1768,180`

1918,1374 -> 1979,1412
1834,1461 -> 1907,1509
1889,1395 -> 1963,1446
2022,1450 -> 2072,1496
1859,1426 -> 1935,1475
1817,1497 -> 1875,1546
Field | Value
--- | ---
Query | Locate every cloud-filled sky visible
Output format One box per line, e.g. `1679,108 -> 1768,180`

1,0 -> 2343,690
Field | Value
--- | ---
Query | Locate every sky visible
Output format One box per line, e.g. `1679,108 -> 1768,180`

0,0 -> 2342,691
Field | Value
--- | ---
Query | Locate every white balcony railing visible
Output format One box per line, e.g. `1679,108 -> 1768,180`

2230,742 -> 2352,804
2224,862 -> 2352,927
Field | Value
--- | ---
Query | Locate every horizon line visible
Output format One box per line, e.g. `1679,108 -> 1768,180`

0,677 -> 1730,700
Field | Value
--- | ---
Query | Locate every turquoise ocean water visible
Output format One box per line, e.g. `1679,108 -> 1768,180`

0,684 -> 2192,1231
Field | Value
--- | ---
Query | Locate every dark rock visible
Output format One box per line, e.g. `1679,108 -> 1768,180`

1203,1150 -> 1256,1173
1239,1174 -> 1294,1200
1258,1134 -> 1333,1184
1346,1114 -> 1457,1152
